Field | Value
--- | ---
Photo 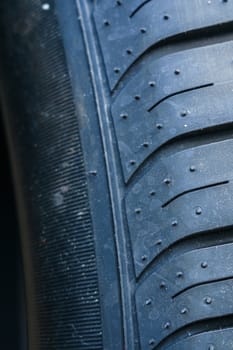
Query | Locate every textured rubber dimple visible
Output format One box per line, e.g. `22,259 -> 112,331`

94,0 -> 233,89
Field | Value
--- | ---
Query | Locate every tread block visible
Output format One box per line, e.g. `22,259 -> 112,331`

136,279 -> 233,348
94,0 -> 233,89
127,138 -> 233,209
111,42 -> 233,181
89,1 -> 233,348
136,242 -> 233,314
126,179 -> 233,277
167,329 -> 233,350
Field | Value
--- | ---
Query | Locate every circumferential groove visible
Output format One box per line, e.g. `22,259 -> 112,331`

161,181 -> 229,208
129,0 -> 153,18
154,316 -> 233,350
147,83 -> 214,112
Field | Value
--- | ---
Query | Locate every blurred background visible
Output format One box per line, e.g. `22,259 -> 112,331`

0,111 -> 25,349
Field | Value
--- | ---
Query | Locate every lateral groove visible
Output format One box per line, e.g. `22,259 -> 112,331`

129,0 -> 153,18
147,83 -> 214,113
162,181 -> 229,208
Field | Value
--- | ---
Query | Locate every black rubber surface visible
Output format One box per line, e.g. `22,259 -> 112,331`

0,1 -> 106,349
93,1 -> 233,348
1,0 -> 233,349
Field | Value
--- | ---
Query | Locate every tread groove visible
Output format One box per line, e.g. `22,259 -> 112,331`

161,181 -> 229,208
129,0 -> 153,18
155,316 -> 233,350
111,23 -> 233,94
127,123 -> 233,187
137,226 -> 233,283
147,83 -> 214,112
172,276 -> 233,300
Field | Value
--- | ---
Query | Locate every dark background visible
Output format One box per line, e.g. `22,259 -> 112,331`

0,112 -> 22,349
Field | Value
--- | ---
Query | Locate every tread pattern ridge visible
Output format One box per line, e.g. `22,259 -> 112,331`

92,1 -> 233,349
